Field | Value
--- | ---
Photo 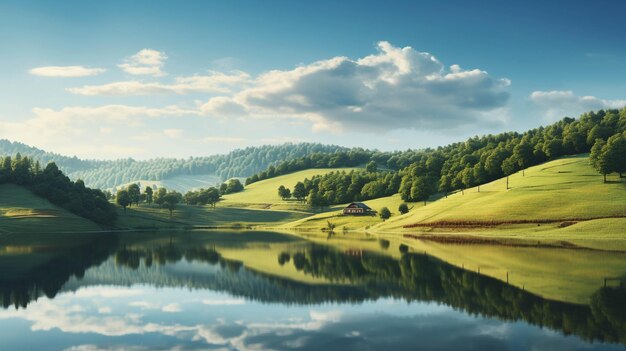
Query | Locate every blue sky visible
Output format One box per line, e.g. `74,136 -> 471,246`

1,0 -> 626,159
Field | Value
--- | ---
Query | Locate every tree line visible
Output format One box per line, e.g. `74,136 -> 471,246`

0,154 -> 117,225
114,178 -> 244,215
262,108 -> 626,204
277,168 -> 401,208
0,140 -> 347,190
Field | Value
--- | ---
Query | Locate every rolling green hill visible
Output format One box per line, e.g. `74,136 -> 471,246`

0,184 -> 102,233
370,154 -> 626,248
222,167 -> 362,206
375,155 -> 625,226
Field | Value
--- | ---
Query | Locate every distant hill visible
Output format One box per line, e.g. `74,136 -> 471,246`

0,140 -> 348,190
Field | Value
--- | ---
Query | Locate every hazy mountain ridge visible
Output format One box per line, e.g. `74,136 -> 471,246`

0,140 -> 349,189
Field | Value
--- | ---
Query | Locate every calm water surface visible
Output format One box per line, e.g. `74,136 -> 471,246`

0,231 -> 624,351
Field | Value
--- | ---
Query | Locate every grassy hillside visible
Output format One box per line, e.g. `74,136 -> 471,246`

371,154 -> 626,248
282,194 -> 416,231
222,167 -> 360,206
380,155 -> 625,225
0,184 -> 102,233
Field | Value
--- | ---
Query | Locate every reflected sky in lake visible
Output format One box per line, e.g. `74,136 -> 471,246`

2,283 -> 623,351
0,231 -> 624,350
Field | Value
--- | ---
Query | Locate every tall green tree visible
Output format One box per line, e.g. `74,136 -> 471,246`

278,185 -> 291,200
293,181 -> 306,202
144,186 -> 153,206
365,161 -> 378,173
116,190 -> 131,213
127,183 -> 141,206
163,191 -> 182,217
501,156 -> 519,190
590,139 -> 610,183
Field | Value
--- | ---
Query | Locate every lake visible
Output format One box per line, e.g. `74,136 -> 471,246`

0,231 -> 625,351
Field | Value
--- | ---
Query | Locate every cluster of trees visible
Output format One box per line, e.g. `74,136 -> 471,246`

276,168 -> 401,207
116,184 -> 182,217
0,140 -> 347,189
219,178 -> 244,195
115,179 -> 243,215
183,187 -> 221,207
264,108 -> 626,204
590,132 -> 626,182
0,154 -> 117,225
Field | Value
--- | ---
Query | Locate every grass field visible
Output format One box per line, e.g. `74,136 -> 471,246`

114,202 -> 310,230
372,155 -> 626,244
281,194 -> 417,231
0,184 -> 102,233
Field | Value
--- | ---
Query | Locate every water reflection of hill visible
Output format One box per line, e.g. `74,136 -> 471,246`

0,232 -> 624,345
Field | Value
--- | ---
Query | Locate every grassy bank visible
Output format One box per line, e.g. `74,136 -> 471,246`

0,184 -> 102,234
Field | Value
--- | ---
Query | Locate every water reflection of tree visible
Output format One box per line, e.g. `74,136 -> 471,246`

279,247 -> 626,345
0,234 -> 118,309
2,237 -> 624,345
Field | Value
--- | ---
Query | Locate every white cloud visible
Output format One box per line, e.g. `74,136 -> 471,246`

200,41 -> 511,132
0,104 -> 199,158
118,49 -> 167,77
73,287 -> 145,298
163,128 -> 183,139
29,66 -> 106,77
98,307 -> 112,314
161,303 -> 182,313
529,90 -> 626,121
68,71 -> 251,96
201,298 -> 246,305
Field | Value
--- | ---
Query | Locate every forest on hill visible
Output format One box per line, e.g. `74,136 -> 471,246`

259,108 -> 626,206
0,141 -> 348,190
0,155 -> 117,225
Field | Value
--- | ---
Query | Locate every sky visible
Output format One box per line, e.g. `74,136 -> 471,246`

1,0 -> 626,160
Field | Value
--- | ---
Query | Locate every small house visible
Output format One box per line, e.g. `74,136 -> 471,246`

343,202 -> 374,215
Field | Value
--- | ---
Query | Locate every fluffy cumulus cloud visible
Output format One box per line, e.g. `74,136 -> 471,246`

202,41 -> 511,132
68,71 -> 250,96
29,66 -> 106,77
530,90 -> 626,121
118,49 -> 168,77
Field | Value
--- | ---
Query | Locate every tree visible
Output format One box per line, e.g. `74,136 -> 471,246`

379,207 -> 391,220
438,175 -> 452,198
365,161 -> 378,173
144,186 -> 153,206
155,187 -> 167,207
605,133 -> 626,178
461,168 -> 475,194
223,179 -> 244,194
513,140 -> 534,176
163,191 -> 182,217
590,139 -> 610,183
127,183 -> 141,206
293,181 -> 306,202
278,185 -> 291,200
116,190 -> 131,213
398,203 -> 409,214
501,156 -> 519,190
184,191 -> 199,205
206,187 -> 221,208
